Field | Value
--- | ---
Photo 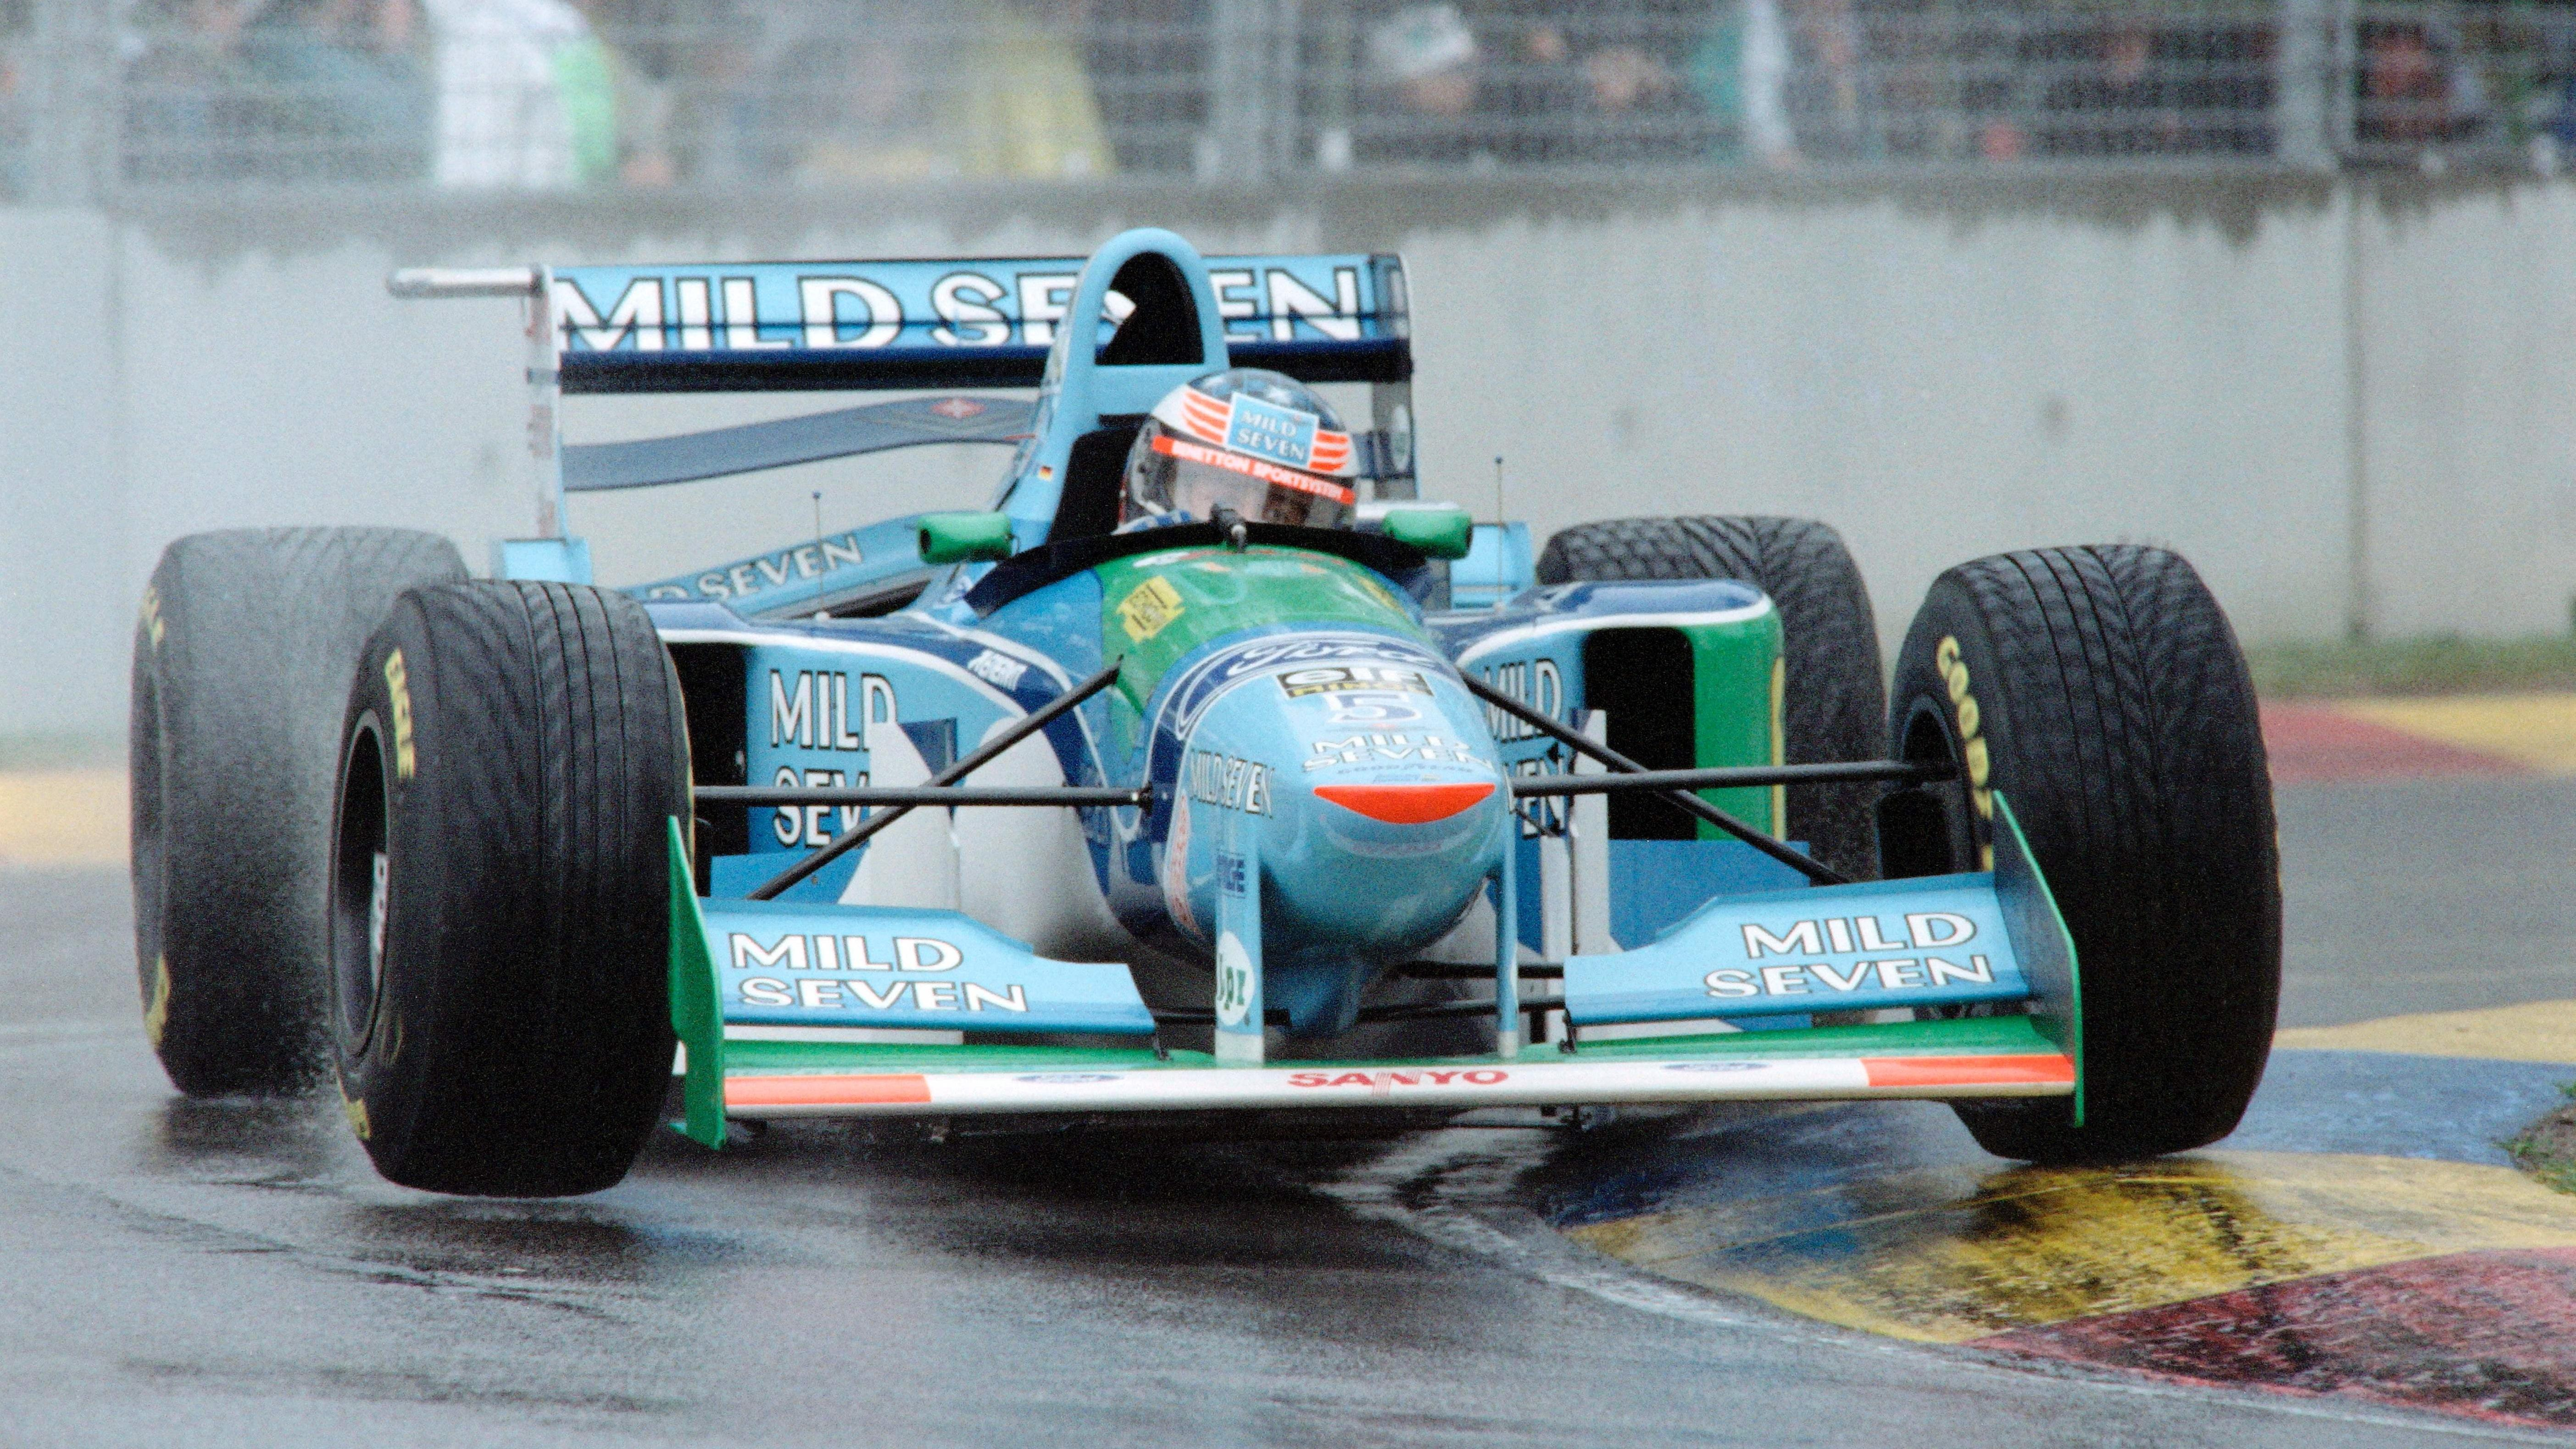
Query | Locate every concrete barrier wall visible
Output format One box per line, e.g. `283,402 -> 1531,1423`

3,173 -> 2567,736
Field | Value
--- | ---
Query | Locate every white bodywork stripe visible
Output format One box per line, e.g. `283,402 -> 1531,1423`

1452,599 -> 1777,667
723,1052 -> 2073,1118
655,627 -> 1025,713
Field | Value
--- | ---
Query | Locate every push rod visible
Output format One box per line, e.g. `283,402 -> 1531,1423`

701,785 -> 1147,808
1510,760 -> 1947,796
746,662 -> 1125,900
1457,674 -> 1852,887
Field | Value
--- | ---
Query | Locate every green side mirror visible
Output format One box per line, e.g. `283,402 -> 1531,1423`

1379,505 -> 1475,561
918,511 -> 1016,565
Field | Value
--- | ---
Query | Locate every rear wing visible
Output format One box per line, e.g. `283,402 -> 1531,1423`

391,250 -> 1418,581
391,254 -> 1411,393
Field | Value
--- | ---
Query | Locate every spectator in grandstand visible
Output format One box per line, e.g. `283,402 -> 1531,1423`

1357,3 -> 1484,165
122,0 -> 263,184
1692,0 -> 1875,167
2035,18 -> 2181,155
0,26 -> 22,198
754,0 -> 1108,182
766,0 -> 949,183
2532,27 -> 2576,160
944,0 -> 1115,178
239,0 -> 433,182
1509,6 -> 1703,164
1487,15 -> 1587,162
2036,13 -> 2273,158
421,0 -> 628,188
566,0 -> 678,184
2358,14 -> 2488,147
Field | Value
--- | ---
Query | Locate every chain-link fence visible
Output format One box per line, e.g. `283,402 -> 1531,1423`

6,0 -> 2574,202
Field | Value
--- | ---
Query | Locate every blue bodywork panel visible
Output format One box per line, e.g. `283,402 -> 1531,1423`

494,537 -> 594,583
1602,839 -> 1814,949
694,897 -> 1154,1037
1564,872 -> 2032,1025
630,513 -> 934,618
1451,523 -> 1535,608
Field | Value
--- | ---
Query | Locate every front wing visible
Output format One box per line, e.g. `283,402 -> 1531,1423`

665,797 -> 2082,1146
710,1016 -> 2073,1123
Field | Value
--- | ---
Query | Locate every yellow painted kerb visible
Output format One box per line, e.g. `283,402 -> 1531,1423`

0,769 -> 127,869
2339,691 -> 2576,775
1569,1151 -> 2576,1343
2277,998 -> 2576,1064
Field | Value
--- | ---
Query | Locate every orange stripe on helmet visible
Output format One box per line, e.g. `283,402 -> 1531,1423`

1150,434 -> 1356,504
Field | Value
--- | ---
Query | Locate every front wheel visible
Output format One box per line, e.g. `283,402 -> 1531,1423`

330,581 -> 690,1197
1886,545 -> 2279,1162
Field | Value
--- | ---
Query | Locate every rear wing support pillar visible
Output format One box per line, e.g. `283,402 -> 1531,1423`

386,265 -> 588,581
525,264 -> 567,541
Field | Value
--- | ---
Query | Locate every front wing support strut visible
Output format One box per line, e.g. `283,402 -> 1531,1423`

1458,673 -> 1852,888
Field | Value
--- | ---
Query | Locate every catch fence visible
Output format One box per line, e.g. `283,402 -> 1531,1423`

4,0 -> 2567,202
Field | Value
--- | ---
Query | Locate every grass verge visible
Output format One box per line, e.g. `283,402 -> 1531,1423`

2249,636 -> 2576,699
2507,1086 -> 2576,1196
0,734 -> 122,771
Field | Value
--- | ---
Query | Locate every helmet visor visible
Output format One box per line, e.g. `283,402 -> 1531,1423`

1133,428 -> 1357,529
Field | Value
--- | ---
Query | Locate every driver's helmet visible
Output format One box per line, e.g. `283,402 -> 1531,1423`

1120,368 -> 1359,529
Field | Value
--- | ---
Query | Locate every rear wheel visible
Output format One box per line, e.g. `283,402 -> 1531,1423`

131,527 -> 465,1096
330,581 -> 689,1196
1885,545 -> 2279,1162
1536,515 -> 1885,880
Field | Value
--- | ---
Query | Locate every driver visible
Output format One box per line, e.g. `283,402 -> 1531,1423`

1119,368 -> 1360,531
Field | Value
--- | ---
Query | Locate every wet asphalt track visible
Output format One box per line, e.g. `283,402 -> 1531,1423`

2,777 -> 2571,1447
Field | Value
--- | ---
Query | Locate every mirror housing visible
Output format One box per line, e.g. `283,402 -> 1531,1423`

918,511 -> 1016,565
1378,504 -> 1475,561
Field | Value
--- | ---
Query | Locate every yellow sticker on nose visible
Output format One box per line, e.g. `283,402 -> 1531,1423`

1117,577 -> 1186,641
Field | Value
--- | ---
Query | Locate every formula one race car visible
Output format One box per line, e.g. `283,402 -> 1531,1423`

128,229 -> 2281,1197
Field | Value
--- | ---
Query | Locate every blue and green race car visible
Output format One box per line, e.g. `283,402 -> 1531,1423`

128,228 -> 2280,1197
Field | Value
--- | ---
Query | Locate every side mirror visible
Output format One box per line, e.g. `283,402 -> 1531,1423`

1378,505 -> 1475,561
918,511 -> 1016,565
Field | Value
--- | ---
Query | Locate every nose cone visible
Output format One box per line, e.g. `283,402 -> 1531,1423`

1159,657 -> 1510,1000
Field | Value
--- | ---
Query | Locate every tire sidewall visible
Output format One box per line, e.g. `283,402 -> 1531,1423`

1888,575 -> 2016,875
330,602 -> 450,1171
129,615 -> 173,1041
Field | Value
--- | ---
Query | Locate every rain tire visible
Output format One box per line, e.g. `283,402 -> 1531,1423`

330,581 -> 689,1197
1887,545 -> 2279,1163
131,527 -> 466,1096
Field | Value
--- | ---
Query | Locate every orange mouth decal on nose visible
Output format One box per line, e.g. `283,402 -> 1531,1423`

1311,782 -> 1495,824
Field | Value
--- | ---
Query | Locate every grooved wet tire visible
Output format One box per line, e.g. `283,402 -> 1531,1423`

1537,516 -> 1885,879
330,581 -> 689,1197
1888,546 -> 2278,1162
131,527 -> 466,1096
